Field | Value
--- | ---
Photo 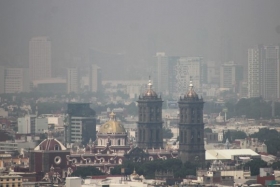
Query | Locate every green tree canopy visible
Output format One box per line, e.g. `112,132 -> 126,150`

71,166 -> 104,178
222,130 -> 247,143
244,159 -> 267,176
111,159 -> 198,179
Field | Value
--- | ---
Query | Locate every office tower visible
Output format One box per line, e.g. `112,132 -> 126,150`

248,45 -> 280,100
67,68 -> 79,93
29,37 -> 51,81
262,45 -> 279,100
168,56 -> 180,96
248,46 -> 262,98
65,103 -> 96,146
0,66 -> 4,94
178,80 -> 205,163
89,64 -> 102,93
153,52 -> 169,95
175,57 -> 203,95
220,61 -> 236,90
4,67 -> 30,93
137,79 -> 163,149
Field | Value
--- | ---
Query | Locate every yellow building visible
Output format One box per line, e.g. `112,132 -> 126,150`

0,175 -> 22,187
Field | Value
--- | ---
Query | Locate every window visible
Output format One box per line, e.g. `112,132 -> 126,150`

54,144 -> 60,150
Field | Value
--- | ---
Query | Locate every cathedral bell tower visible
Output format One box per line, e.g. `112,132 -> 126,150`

137,78 -> 163,149
178,79 -> 205,163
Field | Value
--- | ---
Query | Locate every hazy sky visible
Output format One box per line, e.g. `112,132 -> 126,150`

0,0 -> 280,79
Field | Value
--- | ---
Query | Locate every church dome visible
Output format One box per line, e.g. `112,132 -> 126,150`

34,132 -> 66,151
185,79 -> 198,99
98,112 -> 126,134
142,79 -> 158,98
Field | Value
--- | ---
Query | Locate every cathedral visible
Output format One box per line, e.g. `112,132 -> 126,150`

178,79 -> 205,163
28,78 -> 205,178
137,79 -> 163,149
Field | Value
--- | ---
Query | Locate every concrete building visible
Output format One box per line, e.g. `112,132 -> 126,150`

66,177 -> 82,187
17,115 -> 36,134
35,117 -> 48,134
175,57 -> 203,95
65,103 -> 96,146
0,66 -> 5,94
89,64 -> 102,93
4,67 -> 30,93
29,36 -> 52,81
220,61 -> 236,90
248,46 -> 262,98
67,68 -> 79,94
153,52 -> 169,95
262,45 -> 280,100
248,45 -> 280,99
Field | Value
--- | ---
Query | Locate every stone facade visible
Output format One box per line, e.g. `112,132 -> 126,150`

178,80 -> 205,163
137,79 -> 163,149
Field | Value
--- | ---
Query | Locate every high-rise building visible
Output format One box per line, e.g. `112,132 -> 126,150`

137,79 -> 163,149
29,37 -> 51,81
67,68 -> 79,94
248,46 -> 262,98
178,80 -> 205,163
262,45 -> 279,100
4,67 -> 30,93
65,103 -> 96,147
89,64 -> 102,93
153,52 -> 169,95
0,66 -> 5,94
220,61 -> 236,90
248,45 -> 280,100
175,57 -> 203,95
153,53 -> 203,96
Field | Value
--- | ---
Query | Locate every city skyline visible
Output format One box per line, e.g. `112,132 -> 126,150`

1,1 -> 280,80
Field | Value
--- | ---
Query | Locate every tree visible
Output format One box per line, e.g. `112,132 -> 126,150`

111,159 -> 197,179
244,159 -> 267,176
223,130 -> 247,143
71,166 -> 104,178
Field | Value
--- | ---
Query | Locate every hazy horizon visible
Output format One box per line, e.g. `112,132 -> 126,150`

1,0 -> 280,79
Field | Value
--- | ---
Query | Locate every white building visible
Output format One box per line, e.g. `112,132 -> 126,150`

4,67 -> 30,93
29,37 -> 51,81
67,68 -> 79,93
66,177 -> 82,187
35,117 -> 48,134
175,57 -> 203,94
17,115 -> 36,134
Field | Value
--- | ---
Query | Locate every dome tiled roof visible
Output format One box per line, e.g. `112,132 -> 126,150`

185,80 -> 198,99
34,133 -> 66,151
142,79 -> 158,98
98,112 -> 126,134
